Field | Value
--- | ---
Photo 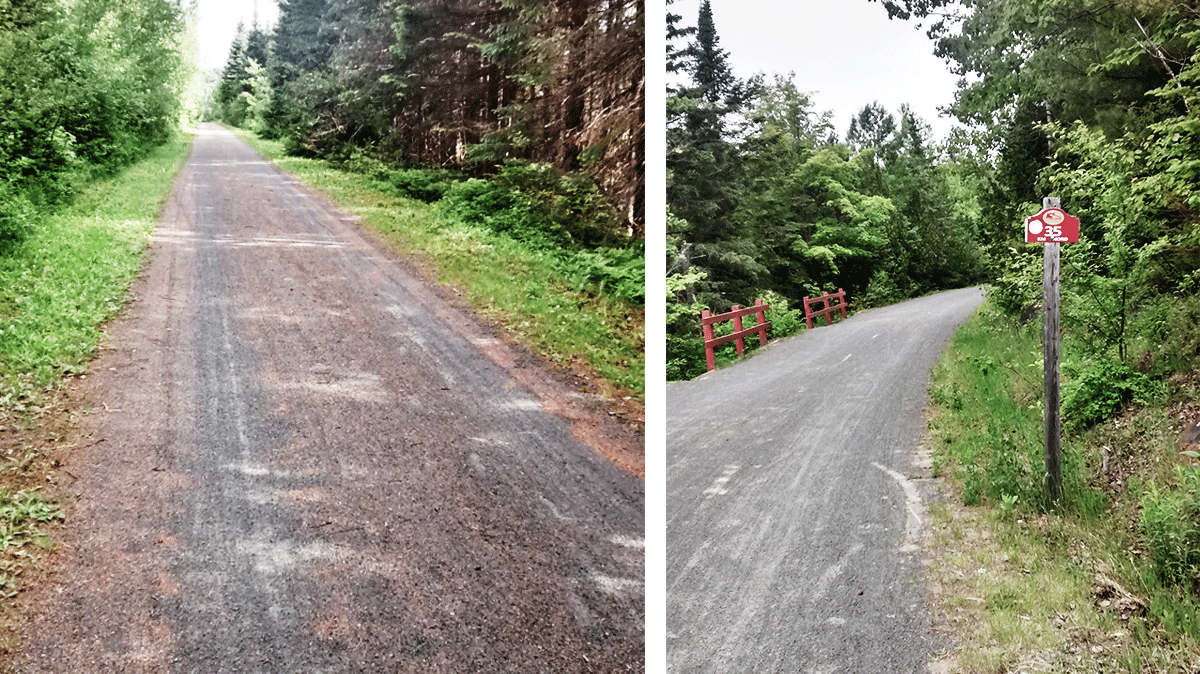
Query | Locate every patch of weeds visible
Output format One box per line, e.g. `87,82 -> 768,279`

1063,359 -> 1162,433
0,135 -> 190,402
1139,466 -> 1200,593
0,488 -> 61,597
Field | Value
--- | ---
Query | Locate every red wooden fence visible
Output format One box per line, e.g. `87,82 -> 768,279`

803,288 -> 847,329
700,299 -> 771,372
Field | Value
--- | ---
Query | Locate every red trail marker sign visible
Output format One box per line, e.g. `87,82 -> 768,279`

1025,207 -> 1080,243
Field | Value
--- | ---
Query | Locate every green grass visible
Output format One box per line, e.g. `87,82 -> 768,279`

237,131 -> 645,399
927,298 -> 1200,673
0,135 -> 193,410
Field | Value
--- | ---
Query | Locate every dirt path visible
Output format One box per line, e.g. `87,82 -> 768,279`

8,125 -> 644,673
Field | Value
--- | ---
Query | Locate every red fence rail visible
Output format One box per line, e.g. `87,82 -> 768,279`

700,299 -> 771,372
803,288 -> 847,329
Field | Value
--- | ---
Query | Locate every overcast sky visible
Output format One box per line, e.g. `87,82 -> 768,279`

668,0 -> 963,142
196,0 -> 280,70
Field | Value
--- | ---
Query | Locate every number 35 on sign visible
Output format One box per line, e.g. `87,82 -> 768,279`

1025,208 -> 1080,243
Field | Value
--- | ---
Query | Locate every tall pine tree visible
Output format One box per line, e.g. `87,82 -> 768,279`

667,0 -> 759,300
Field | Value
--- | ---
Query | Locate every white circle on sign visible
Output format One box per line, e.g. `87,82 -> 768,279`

1043,210 -> 1065,226
1028,220 -> 1043,235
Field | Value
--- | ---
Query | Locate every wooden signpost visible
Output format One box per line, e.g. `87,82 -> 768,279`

1025,198 -> 1079,505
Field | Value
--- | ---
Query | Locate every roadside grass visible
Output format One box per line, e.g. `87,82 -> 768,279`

236,131 -> 645,403
0,137 -> 192,407
926,299 -> 1200,673
0,134 -> 192,603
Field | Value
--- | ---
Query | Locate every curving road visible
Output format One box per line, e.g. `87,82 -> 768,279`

10,125 -> 643,673
666,286 -> 984,673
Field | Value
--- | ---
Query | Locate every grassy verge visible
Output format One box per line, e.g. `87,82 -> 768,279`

926,299 -> 1200,673
236,131 -> 645,404
0,134 -> 192,602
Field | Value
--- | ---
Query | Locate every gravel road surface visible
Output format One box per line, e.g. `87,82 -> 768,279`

666,286 -> 985,673
10,125 -> 644,673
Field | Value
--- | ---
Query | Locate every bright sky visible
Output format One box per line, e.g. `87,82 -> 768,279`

669,0 -> 962,142
195,0 -> 280,70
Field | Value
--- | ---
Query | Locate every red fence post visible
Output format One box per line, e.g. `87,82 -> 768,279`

701,309 -> 716,372
802,296 -> 814,329
836,288 -> 847,320
731,305 -> 745,357
753,299 -> 768,346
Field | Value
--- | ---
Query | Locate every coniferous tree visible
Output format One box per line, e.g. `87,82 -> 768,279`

667,0 -> 760,305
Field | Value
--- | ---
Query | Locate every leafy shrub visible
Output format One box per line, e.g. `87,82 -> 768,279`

1140,468 -> 1200,592
983,430 -> 1041,507
1062,359 -> 1160,432
666,270 -> 708,381
988,247 -> 1043,316
667,332 -> 706,381
860,269 -> 904,308
442,178 -> 519,221
1163,295 -> 1200,373
559,245 -> 644,303
389,168 -> 466,203
442,161 -> 625,250
759,290 -> 804,338
0,186 -> 36,249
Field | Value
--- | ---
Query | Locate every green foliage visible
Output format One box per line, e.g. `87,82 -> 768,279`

0,187 -> 37,251
442,161 -> 626,250
859,269 -> 904,308
665,266 -> 708,381
388,168 -> 467,203
0,0 -> 189,249
0,487 -> 60,546
1163,295 -> 1200,373
0,137 -> 189,401
558,246 -> 644,304
987,247 -> 1042,316
212,21 -> 272,129
0,486 -> 62,594
1062,360 -> 1160,433
759,290 -> 804,338
1140,468 -> 1200,593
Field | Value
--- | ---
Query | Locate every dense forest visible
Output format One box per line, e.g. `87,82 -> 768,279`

666,0 -> 1200,384
0,0 -> 199,247
210,0 -> 645,238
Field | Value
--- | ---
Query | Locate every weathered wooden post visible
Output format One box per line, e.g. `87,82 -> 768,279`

1043,212 -> 1063,504
1025,197 -> 1079,505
